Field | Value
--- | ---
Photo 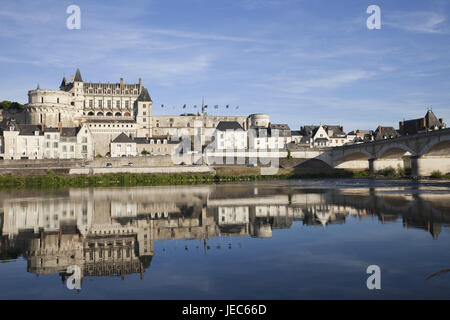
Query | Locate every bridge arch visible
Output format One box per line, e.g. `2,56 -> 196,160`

332,150 -> 372,170
375,143 -> 416,159
419,135 -> 450,157
333,149 -> 373,162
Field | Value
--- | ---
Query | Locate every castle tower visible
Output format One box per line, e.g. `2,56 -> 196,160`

71,68 -> 85,120
135,87 -> 152,137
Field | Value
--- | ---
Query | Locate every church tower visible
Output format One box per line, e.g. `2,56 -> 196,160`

135,87 -> 152,137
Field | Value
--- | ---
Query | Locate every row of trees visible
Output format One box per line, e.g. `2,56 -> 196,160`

0,100 -> 24,109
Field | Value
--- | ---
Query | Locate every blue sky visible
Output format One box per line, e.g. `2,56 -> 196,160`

0,0 -> 449,132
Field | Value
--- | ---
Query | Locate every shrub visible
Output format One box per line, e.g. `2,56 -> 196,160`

287,149 -> 292,160
378,167 -> 396,177
141,149 -> 150,155
95,153 -> 102,158
430,170 -> 443,179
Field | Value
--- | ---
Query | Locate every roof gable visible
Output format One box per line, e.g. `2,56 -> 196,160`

216,121 -> 243,131
112,132 -> 134,143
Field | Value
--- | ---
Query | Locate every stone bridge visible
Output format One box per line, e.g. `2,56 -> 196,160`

318,128 -> 450,176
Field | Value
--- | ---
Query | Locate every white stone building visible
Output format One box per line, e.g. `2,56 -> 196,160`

0,119 -> 94,160
6,68 -> 272,157
213,121 -> 248,150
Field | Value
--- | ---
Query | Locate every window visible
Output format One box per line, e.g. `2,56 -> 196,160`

53,142 -> 58,148
116,100 -> 120,108
82,145 -> 88,153
82,137 -> 87,143
62,145 -> 67,152
70,145 -> 74,152
98,100 -> 103,107
107,100 -> 111,108
125,100 -> 129,108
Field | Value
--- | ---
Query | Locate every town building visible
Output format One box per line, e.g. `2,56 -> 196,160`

399,110 -> 446,135
213,121 -> 247,150
298,125 -> 356,148
372,125 -> 400,140
0,119 -> 93,160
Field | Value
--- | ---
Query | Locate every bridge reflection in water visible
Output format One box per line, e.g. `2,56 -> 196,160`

0,182 -> 449,286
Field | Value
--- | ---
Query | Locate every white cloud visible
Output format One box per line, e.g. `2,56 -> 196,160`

384,11 -> 448,34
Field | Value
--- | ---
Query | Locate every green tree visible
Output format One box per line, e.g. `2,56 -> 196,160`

0,100 -> 24,109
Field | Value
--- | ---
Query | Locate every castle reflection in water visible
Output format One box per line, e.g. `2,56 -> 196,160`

0,183 -> 449,284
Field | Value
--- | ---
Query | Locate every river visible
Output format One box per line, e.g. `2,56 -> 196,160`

1,179 -> 450,299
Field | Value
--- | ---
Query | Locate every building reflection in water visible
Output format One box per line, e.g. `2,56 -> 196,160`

0,184 -> 449,288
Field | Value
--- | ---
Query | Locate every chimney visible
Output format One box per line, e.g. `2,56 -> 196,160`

120,78 -> 124,88
378,125 -> 382,132
139,78 -> 142,90
70,75 -> 74,83
58,122 -> 62,133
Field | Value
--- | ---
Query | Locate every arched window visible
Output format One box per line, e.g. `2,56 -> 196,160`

106,112 -> 113,116
88,111 -> 94,116
124,112 -> 130,117
97,112 -> 104,116
115,112 -> 122,117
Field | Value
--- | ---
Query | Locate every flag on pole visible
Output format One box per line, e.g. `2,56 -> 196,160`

226,105 -> 229,109
183,104 -> 186,109
161,104 -> 164,108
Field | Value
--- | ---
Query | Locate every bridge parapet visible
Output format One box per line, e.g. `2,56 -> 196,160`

327,128 -> 450,176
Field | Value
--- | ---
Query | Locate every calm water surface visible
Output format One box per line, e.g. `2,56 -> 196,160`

1,179 -> 450,299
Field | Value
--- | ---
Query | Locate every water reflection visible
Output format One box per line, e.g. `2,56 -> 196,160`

0,182 -> 450,289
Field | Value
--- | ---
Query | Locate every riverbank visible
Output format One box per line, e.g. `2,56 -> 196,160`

0,166 -> 448,189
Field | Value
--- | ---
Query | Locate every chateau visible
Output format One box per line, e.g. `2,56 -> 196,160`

11,68 -> 263,157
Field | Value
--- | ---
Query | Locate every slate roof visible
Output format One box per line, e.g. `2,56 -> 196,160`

324,125 -> 346,138
74,68 -> 83,82
301,126 -> 321,138
15,124 -> 44,135
60,77 -> 67,90
112,133 -> 134,143
60,127 -> 79,137
216,121 -> 243,131
137,87 -> 152,102
400,110 -> 444,135
269,123 -> 291,137
86,119 -> 135,124
134,137 -> 180,145
269,124 -> 290,131
374,126 -> 400,140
